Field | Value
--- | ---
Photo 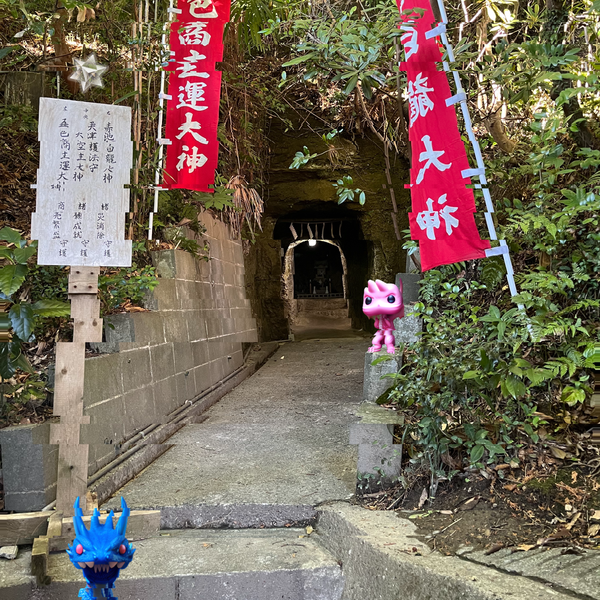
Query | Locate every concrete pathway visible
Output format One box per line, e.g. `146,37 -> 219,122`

104,338 -> 369,528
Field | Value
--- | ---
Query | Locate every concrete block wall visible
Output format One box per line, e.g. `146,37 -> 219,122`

84,212 -> 258,475
0,212 -> 258,511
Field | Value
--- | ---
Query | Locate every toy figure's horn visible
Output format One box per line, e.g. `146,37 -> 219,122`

367,280 -> 377,293
106,510 -> 115,530
91,507 -> 101,529
116,497 -> 130,537
73,497 -> 87,539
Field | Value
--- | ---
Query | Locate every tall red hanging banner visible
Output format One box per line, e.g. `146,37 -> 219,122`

397,0 -> 490,271
163,0 -> 231,192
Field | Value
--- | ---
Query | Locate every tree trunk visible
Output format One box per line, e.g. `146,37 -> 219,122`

50,6 -> 79,94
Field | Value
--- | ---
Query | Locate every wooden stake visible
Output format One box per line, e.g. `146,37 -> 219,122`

50,267 -> 100,517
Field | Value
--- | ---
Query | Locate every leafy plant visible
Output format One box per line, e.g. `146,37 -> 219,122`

0,228 -> 70,379
98,264 -> 159,315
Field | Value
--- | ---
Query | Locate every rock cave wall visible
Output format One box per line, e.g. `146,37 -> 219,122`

245,118 -> 411,340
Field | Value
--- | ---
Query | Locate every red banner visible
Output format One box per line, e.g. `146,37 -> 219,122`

163,0 -> 231,192
397,0 -> 490,270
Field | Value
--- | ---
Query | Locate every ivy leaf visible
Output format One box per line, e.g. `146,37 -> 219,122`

282,52 -> 317,67
32,299 -> 71,318
470,444 -> 485,463
0,264 -> 28,296
504,374 -> 527,399
463,370 -> 481,380
13,246 -> 37,264
9,303 -> 35,342
561,385 -> 586,406
0,227 -> 22,245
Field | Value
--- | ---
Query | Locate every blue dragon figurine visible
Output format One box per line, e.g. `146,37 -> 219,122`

66,497 -> 135,599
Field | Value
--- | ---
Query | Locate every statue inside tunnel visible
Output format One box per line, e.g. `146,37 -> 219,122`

362,279 -> 404,354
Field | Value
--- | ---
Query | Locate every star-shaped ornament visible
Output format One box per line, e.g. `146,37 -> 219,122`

69,53 -> 108,93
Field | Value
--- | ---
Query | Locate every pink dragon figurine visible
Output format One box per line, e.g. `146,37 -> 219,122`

362,279 -> 404,354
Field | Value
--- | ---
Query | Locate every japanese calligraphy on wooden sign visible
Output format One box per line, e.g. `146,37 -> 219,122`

162,0 -> 231,192
31,98 -> 133,267
398,0 -> 491,271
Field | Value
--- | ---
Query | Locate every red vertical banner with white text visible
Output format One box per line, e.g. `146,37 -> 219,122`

163,0 -> 231,192
397,0 -> 490,271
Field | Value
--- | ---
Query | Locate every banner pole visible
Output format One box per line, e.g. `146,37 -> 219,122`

149,0 -> 175,241
432,0 -> 522,306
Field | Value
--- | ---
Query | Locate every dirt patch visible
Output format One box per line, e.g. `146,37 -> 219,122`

358,459 -> 600,556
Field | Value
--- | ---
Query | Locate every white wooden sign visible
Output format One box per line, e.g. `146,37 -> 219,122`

31,98 -> 133,267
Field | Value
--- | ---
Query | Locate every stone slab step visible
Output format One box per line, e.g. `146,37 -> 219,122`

3,529 -> 344,600
296,299 -> 348,313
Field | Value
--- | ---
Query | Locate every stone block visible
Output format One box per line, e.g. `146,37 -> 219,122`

0,423 -> 57,511
150,343 -> 176,382
349,423 -> 394,446
187,314 -> 207,342
207,339 -> 225,362
174,249 -> 197,280
152,279 -> 180,310
151,249 -> 177,279
193,363 -> 212,395
130,312 -> 166,346
230,349 -> 244,370
211,260 -> 224,284
197,258 -> 211,282
89,313 -> 135,354
175,371 -> 196,403
175,279 -> 196,306
83,353 -> 123,407
174,341 -> 197,372
153,376 -> 180,417
208,359 -> 224,386
221,239 -> 234,264
209,238 -> 223,260
394,302 -> 423,346
396,272 -> 422,304
363,351 -> 401,403
122,386 -> 157,438
163,313 -> 189,343
206,318 -> 223,339
231,241 -> 244,265
197,281 -> 212,299
356,442 -> 402,482
120,348 -> 152,392
83,399 -> 127,469
191,340 -> 209,367
223,262 -> 236,286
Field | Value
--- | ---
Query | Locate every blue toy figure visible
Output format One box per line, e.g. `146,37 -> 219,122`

66,497 -> 135,599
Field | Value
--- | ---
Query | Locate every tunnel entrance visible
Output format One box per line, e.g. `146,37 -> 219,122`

289,240 -> 346,299
274,212 -> 370,340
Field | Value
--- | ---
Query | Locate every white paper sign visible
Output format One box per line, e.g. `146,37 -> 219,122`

31,98 -> 133,267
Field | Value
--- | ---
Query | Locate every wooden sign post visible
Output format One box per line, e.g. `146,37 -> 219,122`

31,98 -> 133,517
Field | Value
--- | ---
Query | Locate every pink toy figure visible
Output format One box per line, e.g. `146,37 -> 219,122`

362,279 -> 404,354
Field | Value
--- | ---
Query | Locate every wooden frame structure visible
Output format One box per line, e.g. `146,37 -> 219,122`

0,269 -> 161,586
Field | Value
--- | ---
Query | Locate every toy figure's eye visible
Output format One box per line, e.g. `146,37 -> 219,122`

76,544 -> 84,555
387,295 -> 395,303
119,544 -> 127,555
365,297 -> 372,305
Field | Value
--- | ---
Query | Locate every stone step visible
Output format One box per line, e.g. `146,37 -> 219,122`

296,299 -> 348,314
294,314 -> 352,326
5,529 -> 344,600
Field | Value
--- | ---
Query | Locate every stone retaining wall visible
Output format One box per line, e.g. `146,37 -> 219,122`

0,212 -> 258,511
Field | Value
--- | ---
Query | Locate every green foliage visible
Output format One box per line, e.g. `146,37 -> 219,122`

98,265 -> 159,315
0,228 -> 71,379
332,176 -> 366,205
289,146 -> 318,169
274,1 -> 402,99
